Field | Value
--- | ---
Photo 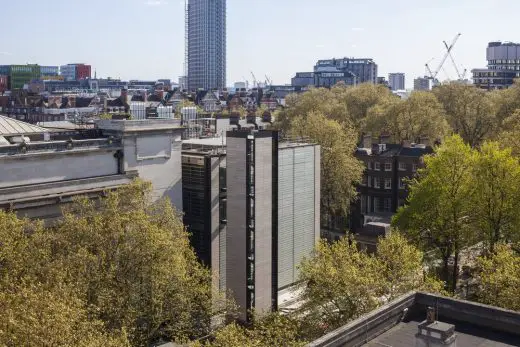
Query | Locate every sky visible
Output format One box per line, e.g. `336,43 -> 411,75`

0,0 -> 518,88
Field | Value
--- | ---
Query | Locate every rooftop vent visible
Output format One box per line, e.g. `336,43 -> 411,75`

416,307 -> 457,347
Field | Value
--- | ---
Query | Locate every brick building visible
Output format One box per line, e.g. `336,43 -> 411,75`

351,135 -> 433,232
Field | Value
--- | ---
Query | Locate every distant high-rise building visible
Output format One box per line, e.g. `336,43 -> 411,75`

186,0 -> 226,90
472,41 -> 520,90
388,73 -> 405,91
413,77 -> 431,91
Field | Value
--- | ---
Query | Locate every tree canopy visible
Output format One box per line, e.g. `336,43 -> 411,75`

0,180 -> 221,347
433,83 -> 496,147
290,111 -> 364,218
393,135 -> 475,292
475,244 -> 520,311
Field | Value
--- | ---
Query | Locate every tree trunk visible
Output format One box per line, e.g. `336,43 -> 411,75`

442,254 -> 450,290
451,250 -> 460,293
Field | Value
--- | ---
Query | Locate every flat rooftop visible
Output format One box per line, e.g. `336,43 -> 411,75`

364,314 -> 520,347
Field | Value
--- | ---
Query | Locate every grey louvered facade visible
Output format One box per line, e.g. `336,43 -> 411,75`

278,144 -> 320,289
181,131 -> 320,322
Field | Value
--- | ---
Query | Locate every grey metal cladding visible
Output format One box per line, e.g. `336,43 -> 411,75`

225,136 -> 248,318
277,148 -> 295,288
277,145 -> 318,289
253,137 -> 273,315
210,157 -> 221,292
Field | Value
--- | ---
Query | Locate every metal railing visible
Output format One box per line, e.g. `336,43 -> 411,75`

0,137 -> 122,156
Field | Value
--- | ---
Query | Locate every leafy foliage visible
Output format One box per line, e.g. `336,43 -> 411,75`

393,135 -> 475,292
434,83 -> 496,147
475,244 -> 520,311
470,142 -> 520,253
297,238 -> 384,338
290,112 -> 364,217
196,313 -> 305,347
0,180 -> 220,347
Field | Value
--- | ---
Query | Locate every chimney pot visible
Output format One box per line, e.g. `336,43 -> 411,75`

427,307 -> 435,324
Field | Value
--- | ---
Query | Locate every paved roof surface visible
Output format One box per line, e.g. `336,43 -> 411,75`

363,317 -> 520,347
0,115 -> 48,135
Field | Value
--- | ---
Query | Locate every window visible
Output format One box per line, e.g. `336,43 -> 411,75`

367,161 -> 373,170
384,162 -> 392,171
399,177 -> 406,190
374,162 -> 380,171
361,175 -> 367,186
374,177 -> 381,189
385,178 -> 392,189
383,198 -> 391,212
367,176 -> 372,187
398,162 -> 406,171
412,163 -> 418,172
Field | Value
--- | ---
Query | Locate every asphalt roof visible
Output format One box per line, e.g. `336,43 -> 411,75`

363,315 -> 520,347
0,115 -> 48,136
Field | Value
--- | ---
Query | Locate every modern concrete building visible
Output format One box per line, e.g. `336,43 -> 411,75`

0,117 -> 184,221
315,58 -> 377,85
291,72 -> 315,87
413,76 -> 432,91
186,0 -> 226,90
292,58 -> 377,88
388,72 -> 405,91
472,41 -> 520,90
181,130 -> 320,322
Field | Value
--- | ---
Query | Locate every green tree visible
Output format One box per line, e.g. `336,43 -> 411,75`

343,83 -> 395,128
290,112 -> 364,218
376,232 -> 441,300
470,142 -> 520,253
297,238 -> 384,338
275,86 -> 350,133
0,211 -> 130,346
365,92 -> 450,143
50,180 -> 218,345
491,79 -> 520,124
0,283 -> 130,347
197,313 -> 304,347
475,244 -> 520,311
393,135 -> 475,292
0,181 -> 221,347
497,109 -> 520,156
433,83 -> 497,147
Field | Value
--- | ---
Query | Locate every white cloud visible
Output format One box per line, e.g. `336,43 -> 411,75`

144,0 -> 168,6
0,52 -> 12,56
351,44 -> 357,48
315,44 -> 325,48
351,27 -> 364,32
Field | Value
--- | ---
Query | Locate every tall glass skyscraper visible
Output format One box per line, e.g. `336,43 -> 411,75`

186,0 -> 226,90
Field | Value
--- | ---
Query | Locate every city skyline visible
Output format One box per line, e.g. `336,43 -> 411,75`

1,0 -> 519,88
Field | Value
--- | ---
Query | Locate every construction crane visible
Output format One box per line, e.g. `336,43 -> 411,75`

425,58 -> 435,79
265,75 -> 273,87
443,39 -> 467,81
431,33 -> 462,81
250,71 -> 258,88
